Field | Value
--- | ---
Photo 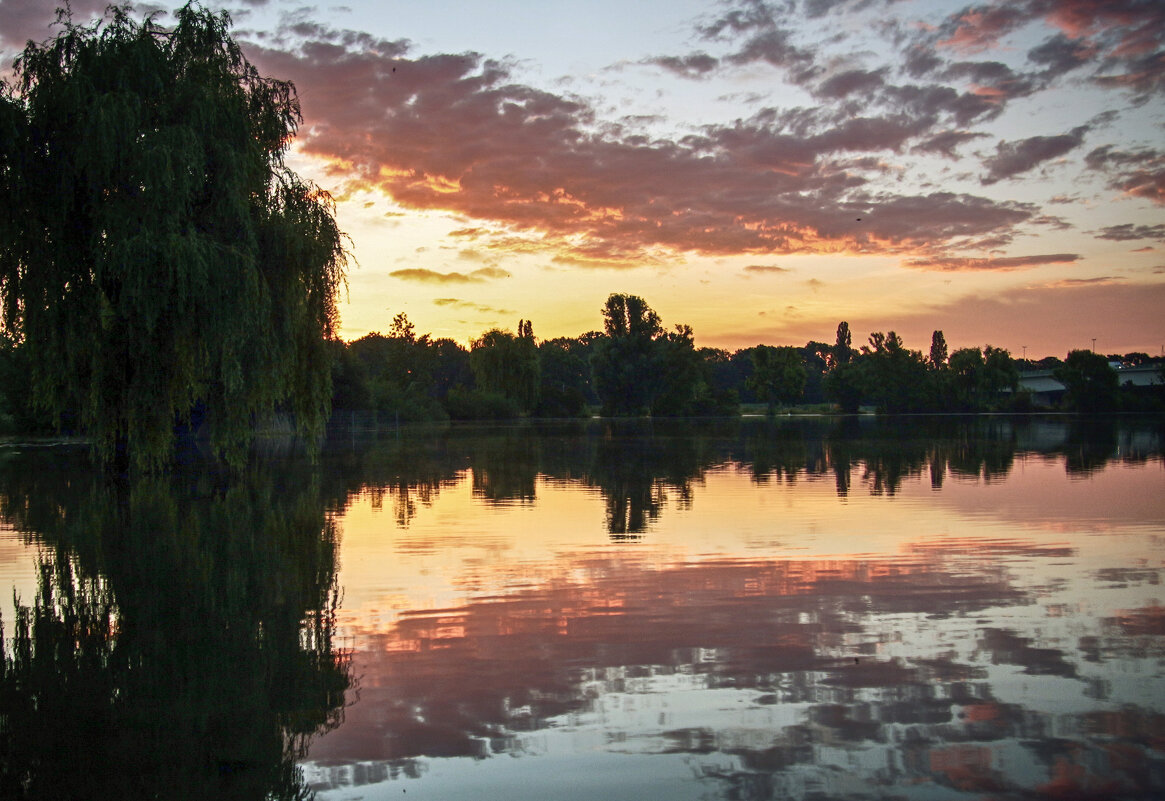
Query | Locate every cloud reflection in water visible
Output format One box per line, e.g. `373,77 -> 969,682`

305,418 -> 1165,800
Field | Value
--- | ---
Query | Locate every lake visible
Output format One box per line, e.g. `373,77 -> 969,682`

2,416 -> 1163,800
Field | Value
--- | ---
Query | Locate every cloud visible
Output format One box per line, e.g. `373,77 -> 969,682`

1085,145 -> 1165,203
911,130 -> 989,159
469,266 -> 511,279
744,264 -> 792,274
980,126 -> 1089,184
1040,276 -> 1125,288
765,280 -> 1165,357
389,267 -> 511,284
0,0 -> 108,49
1047,0 -> 1165,95
1095,223 -> 1165,241
432,298 -> 513,315
936,6 -> 1031,54
645,53 -> 720,78
815,68 -> 887,99
1027,33 -> 1096,75
904,253 -> 1081,271
247,26 -> 1050,264
227,0 -> 1165,281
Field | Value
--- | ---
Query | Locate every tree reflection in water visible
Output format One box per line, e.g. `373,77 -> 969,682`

0,453 -> 350,801
301,415 -> 1164,800
323,414 -> 1161,530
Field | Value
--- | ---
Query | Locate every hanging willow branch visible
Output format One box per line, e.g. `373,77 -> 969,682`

0,3 -> 349,471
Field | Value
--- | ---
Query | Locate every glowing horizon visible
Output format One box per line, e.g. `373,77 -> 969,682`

2,0 -> 1162,357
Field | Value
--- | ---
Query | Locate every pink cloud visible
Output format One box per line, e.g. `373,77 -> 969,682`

1086,146 -> 1165,204
936,6 -> 1030,53
0,0 -> 108,49
246,34 -> 1039,265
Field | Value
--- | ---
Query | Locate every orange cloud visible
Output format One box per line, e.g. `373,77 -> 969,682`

389,267 -> 511,284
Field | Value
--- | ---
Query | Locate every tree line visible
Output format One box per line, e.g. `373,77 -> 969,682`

316,294 -> 1164,424
1,6 -> 1160,470
6,290 -> 1159,436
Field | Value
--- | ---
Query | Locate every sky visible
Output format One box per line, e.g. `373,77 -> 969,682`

2,0 -> 1163,357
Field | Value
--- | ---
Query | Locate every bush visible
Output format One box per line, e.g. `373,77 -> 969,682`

533,385 -> 589,418
444,388 -> 520,420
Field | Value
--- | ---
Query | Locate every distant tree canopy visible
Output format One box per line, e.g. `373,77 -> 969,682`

748,345 -> 806,413
0,4 -> 347,470
1055,350 -> 1119,413
591,294 -> 666,416
470,320 -> 541,414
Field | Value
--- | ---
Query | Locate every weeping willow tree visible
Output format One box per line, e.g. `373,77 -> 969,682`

0,3 -> 347,470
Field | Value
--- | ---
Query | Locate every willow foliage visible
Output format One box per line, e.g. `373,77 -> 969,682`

0,4 -> 347,470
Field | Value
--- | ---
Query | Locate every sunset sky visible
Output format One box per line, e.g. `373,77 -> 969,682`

2,0 -> 1163,356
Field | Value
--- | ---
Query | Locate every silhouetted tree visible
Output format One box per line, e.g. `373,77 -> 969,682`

349,320 -> 448,421
929,330 -> 948,369
653,324 -> 702,415
689,347 -> 741,415
948,347 -> 985,411
860,331 -> 934,413
535,336 -> 593,417
823,360 -> 866,414
1055,350 -> 1119,413
470,325 -> 540,414
748,345 -> 807,414
591,294 -> 666,415
948,346 -> 1017,411
832,322 -> 854,367
0,5 -> 347,470
982,346 -> 1019,406
802,341 -> 831,404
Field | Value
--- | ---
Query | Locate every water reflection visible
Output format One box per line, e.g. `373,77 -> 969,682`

310,544 -> 1165,799
324,416 -> 1163,532
301,415 -> 1164,800
0,452 -> 350,801
2,416 -> 1163,801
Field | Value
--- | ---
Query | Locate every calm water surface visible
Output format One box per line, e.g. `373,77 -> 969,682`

1,416 -> 1163,800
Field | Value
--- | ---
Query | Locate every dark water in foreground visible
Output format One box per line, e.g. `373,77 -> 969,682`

1,416 -> 1163,800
